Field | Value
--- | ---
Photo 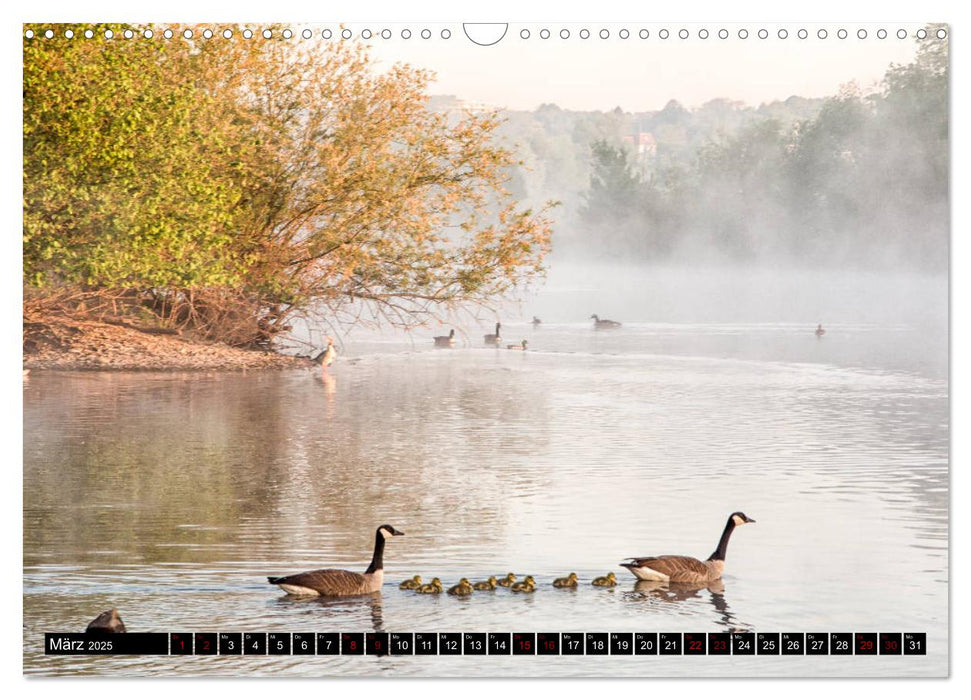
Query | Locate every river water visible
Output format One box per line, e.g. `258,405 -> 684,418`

23,269 -> 948,677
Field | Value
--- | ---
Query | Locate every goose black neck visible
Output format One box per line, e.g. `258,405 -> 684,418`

365,529 -> 386,574
708,517 -> 737,562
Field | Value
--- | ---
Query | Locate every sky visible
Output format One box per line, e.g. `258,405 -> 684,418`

362,22 -> 926,112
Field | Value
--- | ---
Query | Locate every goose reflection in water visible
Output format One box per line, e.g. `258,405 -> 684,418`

275,592 -> 385,632
624,580 -> 749,631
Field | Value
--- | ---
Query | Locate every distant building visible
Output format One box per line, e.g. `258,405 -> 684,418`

622,132 -> 657,156
635,132 -> 657,156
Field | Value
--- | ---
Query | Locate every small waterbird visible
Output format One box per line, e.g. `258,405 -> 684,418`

497,573 -> 517,587
552,573 -> 579,588
313,337 -> 338,372
399,575 -> 422,590
473,576 -> 498,591
506,339 -> 528,350
815,324 -> 826,337
532,316 -> 542,327
590,314 -> 622,329
447,578 -> 475,596
592,572 -> 617,587
416,578 -> 444,594
511,576 -> 536,593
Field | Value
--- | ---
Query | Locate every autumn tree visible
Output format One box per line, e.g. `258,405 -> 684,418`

23,24 -> 555,346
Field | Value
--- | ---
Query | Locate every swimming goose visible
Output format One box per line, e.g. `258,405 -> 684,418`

473,576 -> 498,591
619,512 -> 756,585
399,575 -> 422,590
484,322 -> 502,346
497,573 -> 517,587
267,524 -> 404,596
552,573 -> 579,588
86,609 -> 126,634
511,576 -> 536,592
434,329 -> 456,347
416,578 -> 443,594
532,317 -> 542,327
506,339 -> 528,350
447,578 -> 475,596
313,337 -> 338,371
815,324 -> 826,337
590,315 -> 622,329
592,572 -> 617,587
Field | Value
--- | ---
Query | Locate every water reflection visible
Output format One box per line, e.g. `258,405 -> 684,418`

23,321 -> 948,676
625,580 -> 747,631
274,594 -> 384,632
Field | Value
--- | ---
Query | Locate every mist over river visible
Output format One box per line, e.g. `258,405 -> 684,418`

23,266 -> 948,677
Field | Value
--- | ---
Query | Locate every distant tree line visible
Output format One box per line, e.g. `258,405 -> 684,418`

23,24 -> 554,347
576,29 -> 948,270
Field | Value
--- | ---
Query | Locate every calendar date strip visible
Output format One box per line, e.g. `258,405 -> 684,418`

45,632 -> 926,656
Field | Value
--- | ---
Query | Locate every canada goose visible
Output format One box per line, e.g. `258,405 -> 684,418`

619,512 -> 756,585
86,609 -> 126,634
506,339 -> 528,350
399,575 -> 422,590
552,573 -> 579,588
497,573 -> 517,587
416,578 -> 443,594
473,576 -> 498,591
532,316 -> 542,327
511,576 -> 536,592
590,314 -> 622,329
448,578 -> 475,596
313,337 -> 338,371
267,524 -> 404,596
483,322 -> 502,346
815,324 -> 826,337
434,329 -> 456,347
592,572 -> 617,587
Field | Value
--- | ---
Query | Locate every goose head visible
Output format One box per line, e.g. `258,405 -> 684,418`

378,524 -> 405,538
730,512 -> 756,526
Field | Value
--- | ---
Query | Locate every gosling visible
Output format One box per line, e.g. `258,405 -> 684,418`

592,572 -> 617,587
399,575 -> 422,590
447,578 -> 475,596
552,573 -> 579,588
473,576 -> 498,591
416,578 -> 443,594
511,576 -> 536,593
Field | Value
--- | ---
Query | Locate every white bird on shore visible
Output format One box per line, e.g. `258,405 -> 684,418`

314,337 -> 337,372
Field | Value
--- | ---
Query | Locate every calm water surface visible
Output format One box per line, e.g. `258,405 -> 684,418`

23,319 -> 948,677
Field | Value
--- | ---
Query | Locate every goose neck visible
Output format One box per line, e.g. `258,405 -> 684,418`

708,517 -> 737,562
365,529 -> 386,574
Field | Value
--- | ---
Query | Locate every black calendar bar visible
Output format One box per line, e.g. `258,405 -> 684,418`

45,633 -> 169,655
44,632 -> 928,655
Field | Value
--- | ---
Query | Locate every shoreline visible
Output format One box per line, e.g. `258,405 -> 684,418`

23,314 -> 309,372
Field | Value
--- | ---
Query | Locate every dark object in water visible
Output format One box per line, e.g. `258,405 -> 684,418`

815,324 -> 826,337
532,316 -> 542,326
590,314 -> 622,329
87,609 -> 126,634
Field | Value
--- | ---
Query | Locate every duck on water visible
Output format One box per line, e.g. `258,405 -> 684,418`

268,524 -> 404,596
590,314 -> 621,329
